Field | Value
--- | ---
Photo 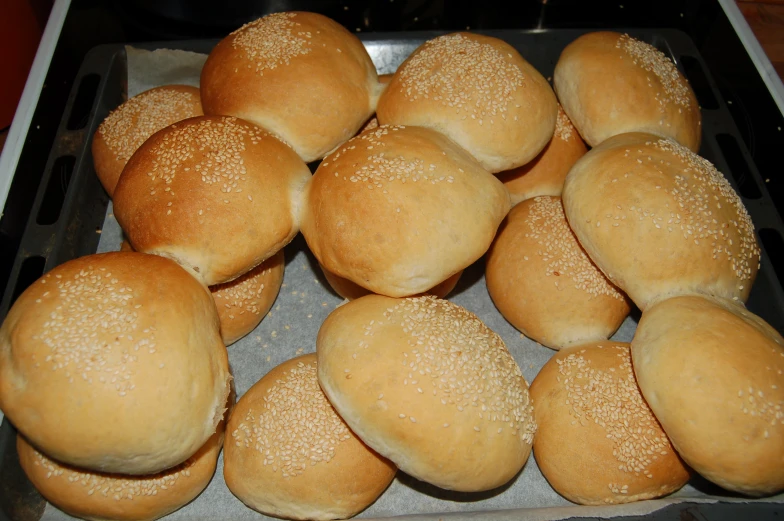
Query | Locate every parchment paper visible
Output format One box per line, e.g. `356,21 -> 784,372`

40,46 -> 784,520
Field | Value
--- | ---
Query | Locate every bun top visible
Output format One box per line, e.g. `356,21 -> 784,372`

224,353 -> 396,521
0,252 -> 231,475
377,32 -> 557,173
211,250 -> 284,346
92,85 -> 203,197
301,125 -> 510,297
562,133 -> 759,310
497,106 -> 587,205
631,294 -> 784,496
200,11 -> 379,163
113,116 -> 311,286
554,32 -> 701,151
316,295 -> 536,492
530,341 -> 690,505
485,196 -> 629,350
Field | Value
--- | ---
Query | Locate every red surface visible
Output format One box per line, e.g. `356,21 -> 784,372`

0,0 -> 45,130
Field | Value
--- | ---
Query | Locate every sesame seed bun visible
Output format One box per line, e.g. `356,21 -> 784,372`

211,250 -> 285,346
377,32 -> 557,173
316,295 -> 536,492
17,416 -> 225,521
631,294 -> 784,496
113,115 -> 311,287
486,197 -> 630,350
496,106 -> 587,206
529,341 -> 690,505
554,32 -> 701,151
562,133 -> 760,311
320,264 -> 462,301
0,252 -> 231,475
224,353 -> 396,520
92,85 -> 203,197
200,12 -> 380,163
301,125 -> 510,298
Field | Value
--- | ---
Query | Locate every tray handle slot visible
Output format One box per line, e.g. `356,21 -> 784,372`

680,55 -> 719,110
716,133 -> 762,199
760,228 -> 784,293
36,156 -> 75,226
66,74 -> 100,131
9,256 -> 46,309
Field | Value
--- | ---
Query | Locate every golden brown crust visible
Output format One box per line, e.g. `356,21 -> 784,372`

224,354 -> 396,520
562,133 -> 759,310
377,32 -> 557,173
497,106 -> 587,205
631,295 -> 784,496
200,12 -> 379,163
0,252 -> 231,475
211,250 -> 285,346
316,295 -> 535,492
530,341 -> 690,505
321,264 -> 462,301
113,116 -> 311,287
17,421 -> 224,521
301,125 -> 510,297
92,85 -> 203,197
486,197 -> 629,350
554,32 -> 701,151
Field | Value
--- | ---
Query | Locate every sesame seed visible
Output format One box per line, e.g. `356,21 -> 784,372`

396,34 -> 526,124
616,34 -> 692,108
230,13 -> 312,75
97,87 -> 201,164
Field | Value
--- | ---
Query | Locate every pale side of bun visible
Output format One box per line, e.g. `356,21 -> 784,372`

0,252 -> 231,475
486,197 -> 629,350
562,133 -> 760,311
301,125 -> 510,297
224,354 -> 396,520
320,264 -> 462,301
497,106 -> 587,205
530,342 -> 690,505
377,32 -> 557,173
316,295 -> 536,492
92,85 -> 203,197
554,32 -> 701,151
211,250 -> 284,345
17,420 -> 224,521
113,116 -> 311,287
631,295 -> 784,496
358,75 -> 395,134
200,12 -> 379,163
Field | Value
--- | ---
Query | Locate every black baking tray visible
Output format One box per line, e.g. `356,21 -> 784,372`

1,29 -> 783,521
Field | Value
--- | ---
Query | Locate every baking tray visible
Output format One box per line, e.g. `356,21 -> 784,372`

1,29 -> 784,521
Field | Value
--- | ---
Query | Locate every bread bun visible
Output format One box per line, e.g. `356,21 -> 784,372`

320,264 -> 462,301
92,85 -> 203,197
377,33 -> 557,173
224,353 -> 396,520
562,133 -> 760,310
0,252 -> 231,475
17,420 -> 224,521
301,125 -> 510,297
316,295 -> 536,492
497,106 -> 587,205
554,32 -> 701,151
113,116 -> 311,286
631,295 -> 784,496
211,250 -> 284,345
486,197 -> 629,350
200,12 -> 380,163
529,341 -> 690,505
